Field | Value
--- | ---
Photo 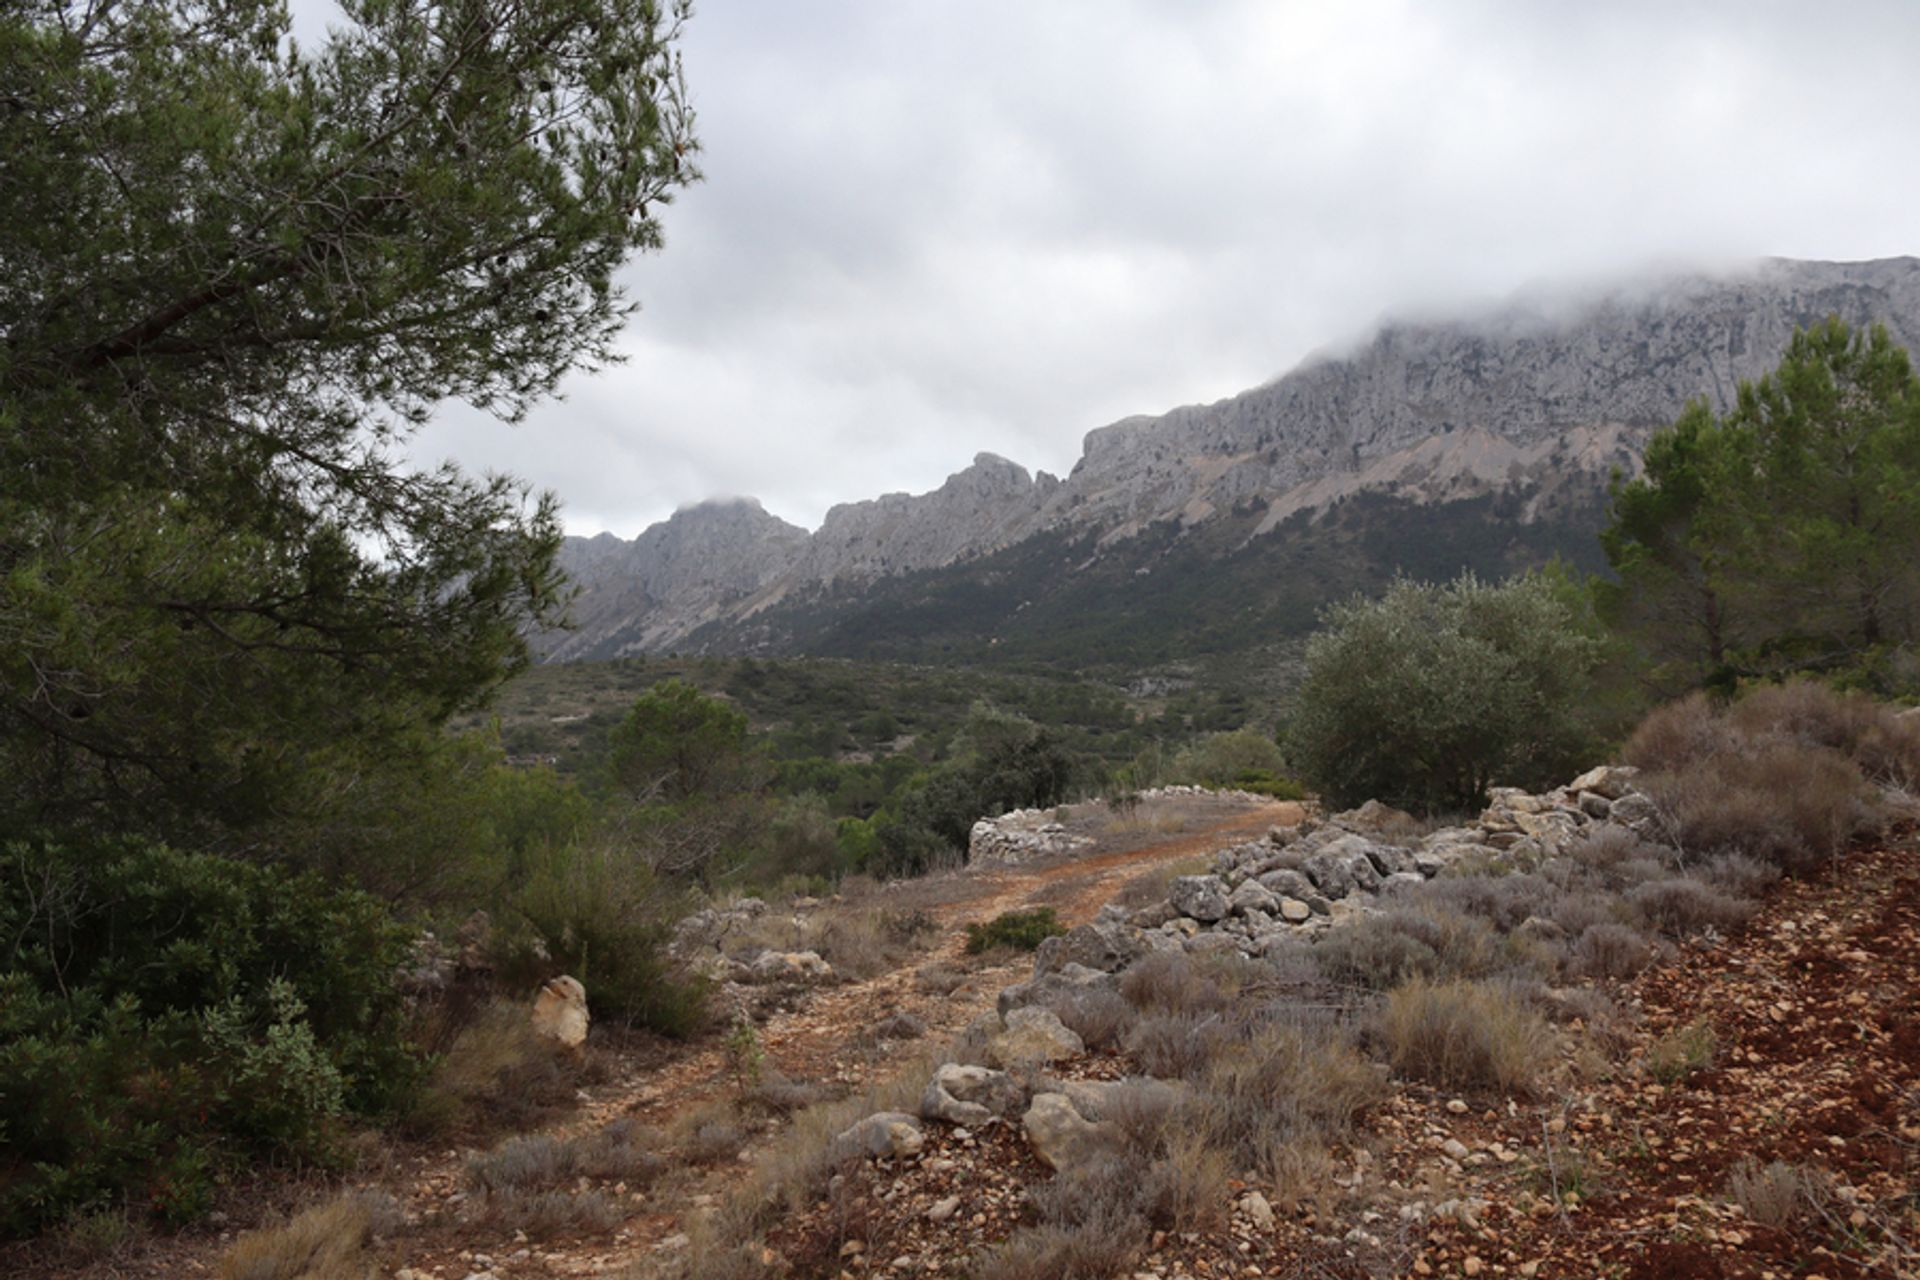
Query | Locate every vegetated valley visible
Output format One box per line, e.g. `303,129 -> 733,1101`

7,6 -> 1920,1272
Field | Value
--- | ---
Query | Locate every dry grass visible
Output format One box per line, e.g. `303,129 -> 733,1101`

1644,1019 -> 1717,1084
1726,1158 -> 1835,1229
1040,984 -> 1139,1051
1377,979 -> 1553,1094
471,1188 -> 628,1237
403,1000 -> 584,1138
1571,922 -> 1659,979
217,1191 -> 400,1280
1625,877 -> 1753,937
1118,949 -> 1260,1016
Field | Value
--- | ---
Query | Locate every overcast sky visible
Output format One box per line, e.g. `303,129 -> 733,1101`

379,1 -> 1920,537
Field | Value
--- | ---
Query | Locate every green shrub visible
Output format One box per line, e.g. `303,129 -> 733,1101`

500,841 -> 707,1038
0,836 -> 418,1235
1169,729 -> 1287,789
1288,572 -> 1605,813
963,907 -> 1066,954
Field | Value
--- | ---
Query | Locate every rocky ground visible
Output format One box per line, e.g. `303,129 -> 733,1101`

21,792 -> 1292,1280
742,827 -> 1919,1280
22,788 -> 1917,1280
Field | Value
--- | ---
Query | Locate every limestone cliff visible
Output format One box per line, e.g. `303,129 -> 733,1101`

551,256 -> 1920,661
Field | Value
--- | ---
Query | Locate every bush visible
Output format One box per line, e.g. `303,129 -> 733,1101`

1287,572 -> 1605,813
1626,877 -> 1753,937
963,907 -> 1066,955
0,836 -> 418,1235
1570,923 -> 1659,979
1626,682 -> 1902,874
500,841 -> 708,1037
1646,742 -> 1870,873
1726,1159 -> 1834,1229
1377,979 -> 1552,1094
1170,729 -> 1286,788
216,1191 -> 400,1280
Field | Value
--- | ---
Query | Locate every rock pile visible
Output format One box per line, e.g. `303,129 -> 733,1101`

967,809 -> 1093,867
1064,764 -> 1652,963
833,766 -> 1661,1179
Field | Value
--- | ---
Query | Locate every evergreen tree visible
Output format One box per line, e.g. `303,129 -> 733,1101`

0,0 -> 697,843
1601,319 -> 1920,692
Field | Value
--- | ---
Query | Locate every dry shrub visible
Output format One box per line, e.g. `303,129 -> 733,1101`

1551,889 -> 1629,937
1694,852 -> 1782,899
1649,742 -> 1869,873
733,1057 -> 939,1236
684,1117 -> 748,1164
1180,1026 -> 1385,1185
1566,826 -> 1677,886
1627,683 -> 1908,875
1623,692 -> 1730,773
472,1188 -> 626,1237
1732,681 -> 1920,787
1118,950 -> 1257,1016
869,1010 -> 927,1042
1378,979 -> 1552,1094
404,1000 -> 581,1137
1124,1012 -> 1236,1080
217,1191 -> 400,1280
1313,908 -> 1508,991
745,1072 -> 843,1117
572,1118 -> 667,1183
1726,1158 -> 1835,1229
914,963 -> 968,995
1645,1019 -> 1717,1084
465,1120 -> 664,1194
1420,873 -> 1564,933
466,1134 -> 570,1192
1571,922 -> 1659,979
1042,985 -> 1139,1051
973,1157 -> 1163,1280
1626,877 -> 1753,937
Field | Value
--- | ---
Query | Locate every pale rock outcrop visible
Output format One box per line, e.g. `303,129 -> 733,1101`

530,976 -> 589,1048
833,1112 -> 924,1160
1022,1093 -> 1123,1173
987,1006 -> 1084,1068
1168,875 -> 1230,923
741,950 -> 834,985
921,1064 -> 1026,1127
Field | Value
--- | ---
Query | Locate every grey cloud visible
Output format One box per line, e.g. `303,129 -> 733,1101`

292,0 -> 1920,535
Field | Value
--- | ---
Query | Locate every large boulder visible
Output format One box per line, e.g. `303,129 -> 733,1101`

1033,920 -> 1146,976
1333,799 -> 1418,835
996,962 -> 1119,1019
743,950 -> 834,985
530,975 -> 589,1048
1567,764 -> 1641,800
1168,875 -> 1230,923
921,1063 -> 1026,1127
1022,1093 -> 1122,1173
833,1112 -> 924,1159
1227,879 -> 1281,917
987,1006 -> 1085,1068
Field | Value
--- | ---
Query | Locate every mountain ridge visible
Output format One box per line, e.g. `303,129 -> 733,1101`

549,255 -> 1920,663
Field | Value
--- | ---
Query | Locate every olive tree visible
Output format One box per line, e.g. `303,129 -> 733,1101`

1287,573 -> 1604,813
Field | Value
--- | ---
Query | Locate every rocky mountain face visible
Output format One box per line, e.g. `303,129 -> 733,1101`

549,256 -> 1920,663
545,498 -> 808,661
